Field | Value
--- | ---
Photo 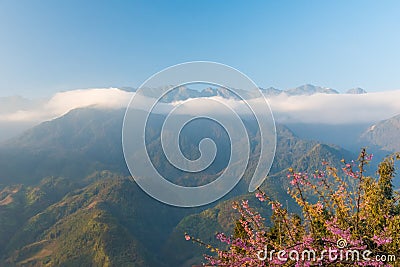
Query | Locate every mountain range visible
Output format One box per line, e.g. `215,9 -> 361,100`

0,86 -> 399,266
121,84 -> 368,98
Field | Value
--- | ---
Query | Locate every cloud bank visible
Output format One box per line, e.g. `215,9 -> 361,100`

146,89 -> 400,124
267,90 -> 400,124
0,88 -> 132,123
1,87 -> 400,133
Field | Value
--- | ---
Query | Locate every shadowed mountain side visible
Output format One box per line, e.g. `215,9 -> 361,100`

361,114 -> 400,153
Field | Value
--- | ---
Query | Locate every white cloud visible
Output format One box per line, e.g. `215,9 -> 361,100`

0,88 -> 133,123
266,91 -> 400,124
161,90 -> 400,124
1,87 -> 400,127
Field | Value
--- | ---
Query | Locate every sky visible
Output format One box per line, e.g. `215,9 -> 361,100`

1,1 -> 400,97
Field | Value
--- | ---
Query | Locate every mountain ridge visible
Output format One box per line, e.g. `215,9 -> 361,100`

0,105 -> 360,266
118,84 -> 367,98
360,114 -> 400,152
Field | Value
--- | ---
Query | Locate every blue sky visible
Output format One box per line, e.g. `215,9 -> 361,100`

1,0 -> 400,97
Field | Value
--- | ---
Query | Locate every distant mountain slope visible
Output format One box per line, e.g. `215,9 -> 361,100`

285,123 -> 371,152
0,106 -> 234,185
284,84 -> 339,96
140,84 -> 348,98
346,87 -> 367,94
0,105 -> 356,189
260,87 -> 282,96
361,114 -> 400,152
0,106 -> 353,186
115,84 -> 362,100
0,108 -> 127,184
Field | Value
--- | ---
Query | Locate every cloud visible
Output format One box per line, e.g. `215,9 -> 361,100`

1,87 -> 400,127
0,88 -> 133,123
266,90 -> 400,124
158,90 -> 400,125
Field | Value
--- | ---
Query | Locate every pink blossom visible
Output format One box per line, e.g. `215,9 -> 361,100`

373,235 -> 392,246
271,201 -> 282,211
255,192 -> 266,202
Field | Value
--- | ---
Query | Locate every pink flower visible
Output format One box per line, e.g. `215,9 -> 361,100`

216,233 -> 231,244
365,153 -> 373,161
184,234 -> 191,241
313,170 -> 325,179
255,192 -> 266,202
373,235 -> 392,246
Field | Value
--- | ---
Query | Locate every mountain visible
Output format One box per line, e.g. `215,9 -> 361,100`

0,108 -> 128,184
119,86 -> 136,93
285,122 -> 371,152
260,87 -> 282,96
141,86 -> 254,102
0,172 -> 195,266
119,84 -> 353,101
141,84 -> 355,99
0,96 -> 47,142
346,87 -> 367,94
0,107 -> 247,188
0,105 -> 357,266
0,106 -> 354,187
284,84 -> 339,96
361,114 -> 400,152
163,142 -> 353,266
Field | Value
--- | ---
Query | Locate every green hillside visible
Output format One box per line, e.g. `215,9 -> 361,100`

0,107 -> 358,266
162,142 -> 353,266
0,172 -> 195,266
